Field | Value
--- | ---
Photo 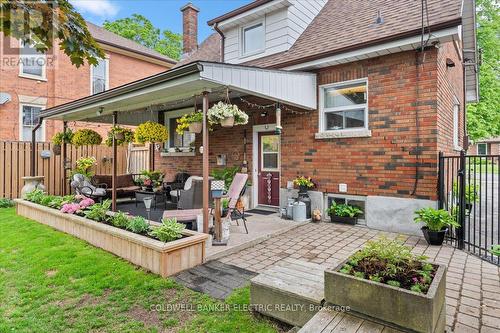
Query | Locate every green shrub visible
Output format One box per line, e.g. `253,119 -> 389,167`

126,216 -> 150,234
71,129 -> 102,146
111,211 -> 129,228
327,202 -> 363,217
83,200 -> 111,222
210,166 -> 240,190
339,238 -> 436,294
40,195 -> 57,207
25,189 -> 45,204
414,207 -> 460,232
51,129 -> 73,145
452,182 -> 479,203
0,198 -> 14,208
149,218 -> 184,242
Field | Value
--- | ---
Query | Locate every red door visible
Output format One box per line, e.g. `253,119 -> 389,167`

258,132 -> 280,206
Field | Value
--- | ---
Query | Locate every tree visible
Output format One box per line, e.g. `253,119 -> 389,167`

103,14 -> 182,60
467,0 -> 500,141
0,0 -> 104,67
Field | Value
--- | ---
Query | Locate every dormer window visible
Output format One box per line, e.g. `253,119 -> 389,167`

241,21 -> 265,56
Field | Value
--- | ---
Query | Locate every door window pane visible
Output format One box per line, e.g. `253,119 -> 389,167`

262,135 -> 279,152
263,154 -> 278,169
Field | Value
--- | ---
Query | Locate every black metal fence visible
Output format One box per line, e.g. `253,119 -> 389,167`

439,151 -> 500,265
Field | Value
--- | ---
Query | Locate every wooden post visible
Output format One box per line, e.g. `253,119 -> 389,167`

62,121 -> 68,195
112,112 -> 118,212
202,91 -> 209,233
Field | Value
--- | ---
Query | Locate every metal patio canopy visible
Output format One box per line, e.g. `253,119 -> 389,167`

34,61 -> 317,233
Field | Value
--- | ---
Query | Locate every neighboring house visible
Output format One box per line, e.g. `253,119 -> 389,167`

164,0 -> 478,234
470,137 -> 500,156
0,22 -> 176,142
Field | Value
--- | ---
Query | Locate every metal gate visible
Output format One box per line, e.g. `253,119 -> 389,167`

439,151 -> 500,265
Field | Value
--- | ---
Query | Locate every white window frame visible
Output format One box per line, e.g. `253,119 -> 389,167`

18,40 -> 47,81
453,98 -> 461,151
90,56 -> 109,95
19,102 -> 45,142
477,143 -> 488,155
318,78 -> 369,136
163,108 -> 196,150
260,134 -> 280,172
240,19 -> 265,58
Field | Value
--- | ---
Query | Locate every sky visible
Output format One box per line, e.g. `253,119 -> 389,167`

71,0 -> 251,42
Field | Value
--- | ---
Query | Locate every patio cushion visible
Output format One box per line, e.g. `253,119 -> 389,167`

81,187 -> 106,197
163,209 -> 202,222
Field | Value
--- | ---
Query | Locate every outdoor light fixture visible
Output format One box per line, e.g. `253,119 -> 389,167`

143,197 -> 153,222
260,110 -> 268,117
275,103 -> 282,135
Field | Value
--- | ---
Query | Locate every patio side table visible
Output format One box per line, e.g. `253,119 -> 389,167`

134,189 -> 167,210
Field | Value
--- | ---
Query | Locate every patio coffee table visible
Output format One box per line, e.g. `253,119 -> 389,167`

134,189 -> 167,210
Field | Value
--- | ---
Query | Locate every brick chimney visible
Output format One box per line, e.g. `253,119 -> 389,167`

181,2 -> 199,57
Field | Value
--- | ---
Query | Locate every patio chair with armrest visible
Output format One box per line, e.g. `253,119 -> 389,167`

70,174 -> 107,202
163,172 -> 190,202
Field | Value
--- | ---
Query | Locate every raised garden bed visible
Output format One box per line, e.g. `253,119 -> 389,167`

15,199 -> 208,277
324,239 -> 446,333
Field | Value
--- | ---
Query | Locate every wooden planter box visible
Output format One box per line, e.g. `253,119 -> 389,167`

325,259 -> 446,333
15,200 -> 208,277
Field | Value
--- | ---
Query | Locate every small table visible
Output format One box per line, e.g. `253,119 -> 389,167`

134,189 -> 167,210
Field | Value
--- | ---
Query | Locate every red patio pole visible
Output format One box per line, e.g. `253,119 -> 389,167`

112,111 -> 117,211
202,91 -> 209,233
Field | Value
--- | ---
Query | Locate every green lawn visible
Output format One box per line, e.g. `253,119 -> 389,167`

0,208 -> 279,333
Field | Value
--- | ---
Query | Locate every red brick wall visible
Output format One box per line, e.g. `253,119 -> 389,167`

155,49 -> 462,201
0,35 -> 170,141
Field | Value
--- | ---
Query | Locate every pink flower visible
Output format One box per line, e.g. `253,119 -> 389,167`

79,198 -> 95,209
412,277 -> 418,283
143,179 -> 152,186
60,203 -> 80,214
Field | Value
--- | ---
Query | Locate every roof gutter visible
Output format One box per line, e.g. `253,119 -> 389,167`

213,23 -> 225,62
41,62 -> 203,118
207,0 -> 273,26
269,18 -> 463,69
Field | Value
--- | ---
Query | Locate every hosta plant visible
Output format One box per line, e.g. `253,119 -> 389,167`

149,218 -> 184,242
112,211 -> 129,228
327,203 -> 363,217
0,198 -> 14,208
126,216 -> 150,234
83,200 -> 111,222
25,189 -> 45,204
414,207 -> 460,232
207,102 -> 248,126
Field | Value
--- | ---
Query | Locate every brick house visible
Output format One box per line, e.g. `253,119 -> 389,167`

0,22 -> 176,142
40,0 -> 479,235
470,137 -> 500,156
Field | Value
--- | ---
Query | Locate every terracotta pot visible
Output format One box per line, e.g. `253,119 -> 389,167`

221,116 -> 234,128
52,144 -> 61,155
189,122 -> 202,133
21,176 -> 46,199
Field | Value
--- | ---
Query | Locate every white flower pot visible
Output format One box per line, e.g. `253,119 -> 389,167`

221,116 -> 234,128
188,122 -> 202,133
21,176 -> 46,199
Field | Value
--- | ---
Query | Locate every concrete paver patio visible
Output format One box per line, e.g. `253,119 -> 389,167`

218,222 -> 500,332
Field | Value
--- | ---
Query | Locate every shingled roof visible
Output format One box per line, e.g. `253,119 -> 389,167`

182,0 -> 462,68
86,22 -> 177,65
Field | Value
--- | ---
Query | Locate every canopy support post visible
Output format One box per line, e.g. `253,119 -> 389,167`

62,121 -> 68,195
30,118 -> 43,176
202,91 -> 210,233
112,111 -> 118,212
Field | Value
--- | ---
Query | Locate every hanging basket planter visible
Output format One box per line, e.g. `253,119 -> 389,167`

105,126 -> 134,147
135,121 -> 169,143
52,144 -> 62,155
114,132 -> 125,141
51,129 -> 73,155
188,122 -> 202,133
220,116 -> 235,128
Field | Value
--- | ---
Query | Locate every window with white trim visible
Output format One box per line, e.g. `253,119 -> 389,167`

477,143 -> 488,155
91,58 -> 109,94
320,79 -> 368,132
20,104 -> 43,141
166,117 -> 195,150
453,102 -> 460,149
19,41 -> 45,79
241,22 -> 265,56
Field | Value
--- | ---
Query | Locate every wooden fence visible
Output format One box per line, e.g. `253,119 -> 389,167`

0,141 -> 147,198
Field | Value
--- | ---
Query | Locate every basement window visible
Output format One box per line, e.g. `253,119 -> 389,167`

325,194 -> 366,224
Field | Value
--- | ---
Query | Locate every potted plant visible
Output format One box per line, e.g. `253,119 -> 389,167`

105,126 -> 134,146
293,176 -> 315,194
135,121 -> 169,143
71,129 -> 103,146
51,129 -> 73,155
207,101 -> 249,128
139,170 -> 164,191
177,111 -> 204,134
414,207 -> 460,245
327,202 -> 363,225
325,238 -> 447,333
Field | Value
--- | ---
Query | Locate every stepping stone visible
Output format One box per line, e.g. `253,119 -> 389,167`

299,307 -> 405,333
250,258 -> 328,327
173,260 -> 257,299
